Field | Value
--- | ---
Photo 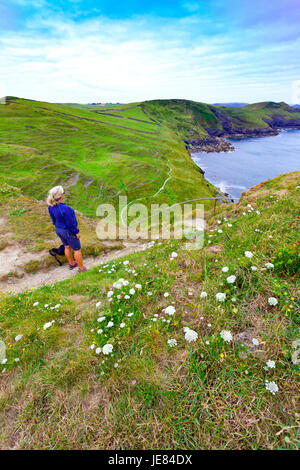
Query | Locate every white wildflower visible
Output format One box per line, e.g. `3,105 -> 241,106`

102,344 -> 113,355
165,305 -> 176,316
106,321 -> 114,328
265,263 -> 274,269
97,316 -> 106,322
164,292 -> 169,297
266,360 -> 276,369
265,380 -> 279,395
251,266 -> 258,271
226,275 -> 236,284
33,302 -> 39,307
216,292 -> 226,302
120,323 -> 126,329
268,297 -> 278,306
171,252 -> 178,258
167,338 -> 177,348
129,288 -> 135,295
90,344 -> 95,350
96,301 -> 101,308
95,347 -> 101,354
184,327 -> 198,343
222,267 -> 229,272
200,291 -> 207,298
245,251 -> 253,258
128,312 -> 134,317
15,334 -> 23,342
252,338 -> 259,346
1,358 -> 8,364
43,322 -> 53,330
220,330 -> 233,343
107,291 -> 114,298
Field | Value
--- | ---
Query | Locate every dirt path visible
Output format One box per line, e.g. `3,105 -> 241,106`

0,241 -> 147,294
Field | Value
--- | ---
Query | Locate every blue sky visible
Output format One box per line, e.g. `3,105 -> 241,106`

1,0 -> 300,103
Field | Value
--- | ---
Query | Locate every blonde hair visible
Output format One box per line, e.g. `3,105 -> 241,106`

47,185 -> 64,206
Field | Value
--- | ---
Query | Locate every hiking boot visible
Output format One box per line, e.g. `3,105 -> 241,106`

69,262 -> 78,270
77,266 -> 87,273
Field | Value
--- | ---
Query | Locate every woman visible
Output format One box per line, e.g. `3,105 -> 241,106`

47,185 -> 87,273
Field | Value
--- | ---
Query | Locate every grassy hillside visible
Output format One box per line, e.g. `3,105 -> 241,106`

0,172 -> 299,449
0,97 -> 215,219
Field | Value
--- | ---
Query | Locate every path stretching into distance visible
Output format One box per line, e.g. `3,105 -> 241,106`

0,241 -> 148,294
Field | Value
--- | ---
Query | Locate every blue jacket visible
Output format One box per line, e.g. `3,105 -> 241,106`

48,203 -> 80,234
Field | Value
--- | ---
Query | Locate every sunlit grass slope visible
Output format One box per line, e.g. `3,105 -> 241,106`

0,172 -> 298,449
0,97 -> 215,219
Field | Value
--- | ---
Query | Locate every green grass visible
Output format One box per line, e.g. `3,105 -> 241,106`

0,172 -> 299,449
0,98 -> 215,219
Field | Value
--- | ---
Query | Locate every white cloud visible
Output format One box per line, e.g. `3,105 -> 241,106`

0,14 -> 299,103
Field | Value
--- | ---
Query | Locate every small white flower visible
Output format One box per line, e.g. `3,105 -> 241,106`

206,340 -> 210,345
217,229 -> 223,233
134,283 -> 142,289
129,288 -> 135,295
96,301 -> 102,308
147,292 -> 153,296
227,223 -> 232,227
251,266 -> 258,271
90,344 -> 95,350
106,321 -> 114,328
123,260 -> 129,265
245,251 -> 253,258
171,252 -> 178,258
226,275 -> 236,284
43,322 -> 53,330
216,292 -> 226,302
102,344 -> 113,355
14,358 -> 20,362
268,297 -> 278,306
220,330 -> 233,343
33,302 -> 39,307
95,347 -> 101,354
128,312 -> 134,317
97,329 -> 103,334
200,291 -> 207,298
164,292 -> 169,297
266,360 -> 276,369
114,362 -> 119,368
167,338 -> 177,348
107,290 -> 114,298
265,263 -> 274,269
265,380 -> 279,395
15,334 -> 23,342
97,316 -> 106,322
222,267 -> 229,272
165,305 -> 176,316
120,323 -> 126,329
1,358 -> 8,364
124,295 -> 130,299
252,338 -> 259,346
184,328 -> 198,343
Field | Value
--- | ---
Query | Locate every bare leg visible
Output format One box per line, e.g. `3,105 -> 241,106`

64,246 -> 75,265
74,249 -> 84,270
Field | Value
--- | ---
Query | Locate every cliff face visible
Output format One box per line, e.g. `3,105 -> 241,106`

186,103 -> 300,153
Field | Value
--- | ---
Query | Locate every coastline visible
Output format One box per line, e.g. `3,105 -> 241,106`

186,125 -> 300,203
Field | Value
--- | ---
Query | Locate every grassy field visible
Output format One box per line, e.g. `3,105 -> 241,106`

0,97 -> 215,219
0,172 -> 299,449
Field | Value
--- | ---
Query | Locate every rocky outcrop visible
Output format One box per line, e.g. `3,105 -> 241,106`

185,136 -> 234,153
